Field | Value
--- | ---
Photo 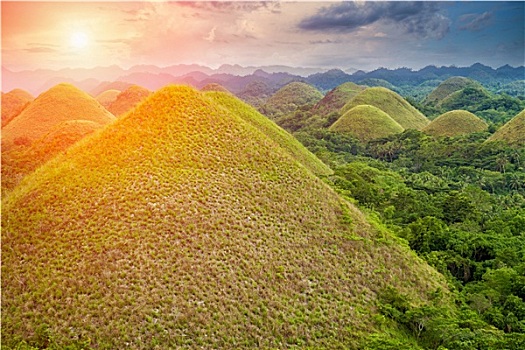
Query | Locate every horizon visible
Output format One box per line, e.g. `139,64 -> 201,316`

2,1 -> 524,72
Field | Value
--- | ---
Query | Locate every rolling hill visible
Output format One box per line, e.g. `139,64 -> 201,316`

310,82 -> 365,117
2,85 -> 448,349
1,83 -> 115,149
260,82 -> 324,118
423,77 -> 482,106
329,104 -> 404,141
201,83 -> 231,93
107,85 -> 151,117
95,89 -> 121,108
487,109 -> 525,146
422,110 -> 488,137
340,87 -> 429,130
1,89 -> 34,127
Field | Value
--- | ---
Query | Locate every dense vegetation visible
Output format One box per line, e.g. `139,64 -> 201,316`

259,82 -> 324,119
2,86 -> 449,349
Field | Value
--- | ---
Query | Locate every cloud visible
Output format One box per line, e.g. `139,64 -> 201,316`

458,12 -> 492,32
177,1 -> 280,14
24,46 -> 58,53
298,1 -> 450,39
204,26 -> 217,42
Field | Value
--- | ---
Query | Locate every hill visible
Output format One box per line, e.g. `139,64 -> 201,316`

2,85 -> 447,349
341,87 -> 429,130
1,83 -> 115,149
422,110 -> 488,137
200,83 -> 231,93
310,82 -> 365,117
423,77 -> 481,106
260,82 -> 323,118
487,109 -> 525,146
437,85 -> 492,110
107,85 -> 151,117
329,104 -> 404,141
1,89 -> 34,127
95,89 -> 121,108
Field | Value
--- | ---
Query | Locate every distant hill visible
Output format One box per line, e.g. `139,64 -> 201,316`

329,104 -> 404,141
1,83 -> 115,149
201,83 -> 231,93
95,89 -> 121,108
90,81 -> 134,96
310,82 -> 366,117
2,85 -> 447,348
341,87 -> 429,130
236,80 -> 273,108
358,78 -> 397,91
423,77 -> 482,106
1,89 -> 34,127
437,85 -> 492,110
487,109 -> 525,146
107,85 -> 151,117
260,82 -> 324,118
422,110 -> 488,137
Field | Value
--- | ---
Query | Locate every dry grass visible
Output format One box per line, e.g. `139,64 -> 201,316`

1,83 -> 115,149
201,83 -> 231,94
95,89 -> 121,109
107,85 -> 151,117
423,77 -> 481,106
330,104 -> 404,141
2,85 -> 449,349
311,82 -> 365,117
261,82 -> 324,118
422,110 -> 488,137
340,87 -> 429,130
1,89 -> 34,127
487,109 -> 525,146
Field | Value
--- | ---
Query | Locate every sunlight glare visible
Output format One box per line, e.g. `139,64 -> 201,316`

71,32 -> 89,49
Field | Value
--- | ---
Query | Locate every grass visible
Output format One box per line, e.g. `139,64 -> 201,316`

487,109 -> 525,146
311,82 -> 365,117
107,85 -> 151,117
261,82 -> 324,119
95,89 -> 121,109
1,89 -> 34,127
329,104 -> 404,142
1,83 -> 115,150
2,85 -> 449,349
340,87 -> 429,130
422,110 -> 488,137
201,83 -> 231,94
423,77 -> 481,106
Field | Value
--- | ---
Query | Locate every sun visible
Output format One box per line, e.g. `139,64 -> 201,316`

70,31 -> 89,49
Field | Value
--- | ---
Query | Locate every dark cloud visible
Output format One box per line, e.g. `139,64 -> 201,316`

298,1 -> 450,39
458,12 -> 492,32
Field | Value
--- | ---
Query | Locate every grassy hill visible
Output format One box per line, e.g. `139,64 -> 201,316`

1,89 -> 34,127
310,82 -> 365,117
487,109 -> 525,146
2,85 -> 448,349
423,77 -> 481,106
201,83 -> 231,93
341,87 -> 429,130
107,85 -> 151,117
95,89 -> 121,109
422,110 -> 488,137
437,85 -> 492,110
260,82 -> 324,118
329,104 -> 404,141
1,83 -> 115,149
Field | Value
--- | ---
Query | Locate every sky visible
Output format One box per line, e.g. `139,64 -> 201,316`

2,1 -> 524,72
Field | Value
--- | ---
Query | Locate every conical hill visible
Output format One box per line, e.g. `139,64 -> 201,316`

487,109 -> 525,146
423,77 -> 481,106
261,81 -> 323,118
423,110 -> 488,137
107,85 -> 151,117
2,86 -> 447,348
310,82 -> 365,117
95,89 -> 121,108
341,87 -> 429,130
330,104 -> 404,141
201,83 -> 231,93
1,83 -> 115,148
1,89 -> 34,127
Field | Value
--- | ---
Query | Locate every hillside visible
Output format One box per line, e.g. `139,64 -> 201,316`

2,85 -> 448,349
310,82 -> 365,117
107,85 -> 151,117
423,77 -> 481,106
95,89 -> 121,108
422,110 -> 488,137
329,104 -> 404,141
487,109 -> 525,146
437,85 -> 492,110
260,82 -> 323,118
341,87 -> 429,130
1,83 -> 115,149
1,89 -> 34,127
201,83 -> 231,93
